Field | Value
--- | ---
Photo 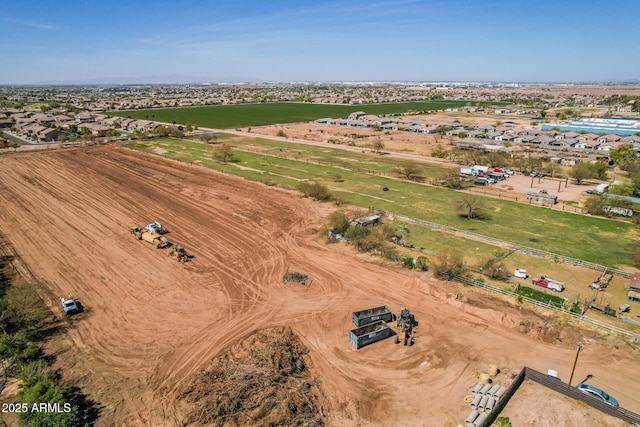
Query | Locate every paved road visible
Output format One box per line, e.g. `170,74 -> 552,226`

2,130 -> 38,146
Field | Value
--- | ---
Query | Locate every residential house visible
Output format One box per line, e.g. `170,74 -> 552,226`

37,128 -> 63,141
574,140 -> 600,150
597,141 -> 625,152
516,135 -> 537,144
620,135 -> 640,144
74,113 -> 94,123
534,135 -> 556,145
597,134 -> 622,144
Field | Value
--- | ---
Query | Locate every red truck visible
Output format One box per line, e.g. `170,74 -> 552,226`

532,277 -> 564,292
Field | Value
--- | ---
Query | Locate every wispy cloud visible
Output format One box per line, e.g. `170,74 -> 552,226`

2,17 -> 57,31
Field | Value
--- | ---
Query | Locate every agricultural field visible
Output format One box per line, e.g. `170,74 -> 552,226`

128,136 -> 639,268
111,100 -> 498,129
1,146 -> 639,426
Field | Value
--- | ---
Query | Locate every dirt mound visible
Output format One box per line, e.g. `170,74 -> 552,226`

182,327 -> 325,427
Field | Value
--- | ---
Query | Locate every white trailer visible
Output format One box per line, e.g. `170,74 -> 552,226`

472,165 -> 489,173
539,276 -> 565,292
461,167 -> 477,176
514,268 -> 528,279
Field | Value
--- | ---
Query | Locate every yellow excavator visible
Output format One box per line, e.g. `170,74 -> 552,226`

395,307 -> 418,346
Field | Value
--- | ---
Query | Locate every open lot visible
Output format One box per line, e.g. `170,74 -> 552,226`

0,147 -> 639,426
129,136 -> 639,267
112,101 -> 494,129
500,380 -> 629,427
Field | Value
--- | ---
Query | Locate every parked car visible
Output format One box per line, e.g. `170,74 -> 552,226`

576,383 -> 619,407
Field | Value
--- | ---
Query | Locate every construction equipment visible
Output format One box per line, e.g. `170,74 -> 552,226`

395,322 -> 414,346
130,226 -> 171,248
145,222 -> 164,234
168,245 -> 189,262
395,307 -> 418,346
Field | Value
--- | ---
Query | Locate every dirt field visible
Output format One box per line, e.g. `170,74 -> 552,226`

0,147 -> 639,426
500,380 -> 629,427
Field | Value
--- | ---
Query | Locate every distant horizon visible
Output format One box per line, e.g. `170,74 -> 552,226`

2,0 -> 639,85
3,78 -> 640,88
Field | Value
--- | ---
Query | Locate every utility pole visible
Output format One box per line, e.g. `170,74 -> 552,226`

569,342 -> 583,386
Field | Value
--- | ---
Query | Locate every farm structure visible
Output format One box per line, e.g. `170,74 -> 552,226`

525,191 -> 558,207
1,146 -> 640,426
628,274 -> 640,302
351,213 -> 382,227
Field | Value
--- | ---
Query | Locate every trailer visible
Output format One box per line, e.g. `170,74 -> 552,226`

628,287 -> 640,302
349,321 -> 391,350
587,299 -> 616,317
590,270 -> 613,290
472,165 -> 489,173
352,305 -> 393,327
539,276 -> 565,292
461,167 -> 477,176
532,277 -> 564,292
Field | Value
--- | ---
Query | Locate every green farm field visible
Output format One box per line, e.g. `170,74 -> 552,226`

111,101 -> 500,129
127,136 -> 639,267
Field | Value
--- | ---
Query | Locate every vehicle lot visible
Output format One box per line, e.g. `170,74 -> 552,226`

0,146 -> 639,426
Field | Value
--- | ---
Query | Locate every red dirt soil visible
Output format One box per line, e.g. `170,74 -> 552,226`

0,147 -> 639,426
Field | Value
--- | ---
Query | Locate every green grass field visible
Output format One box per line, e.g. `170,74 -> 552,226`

127,136 -> 638,267
111,101 -> 500,129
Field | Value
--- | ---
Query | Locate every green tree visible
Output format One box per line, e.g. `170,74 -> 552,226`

569,162 -> 596,184
609,143 -> 638,170
608,183 -> 634,196
327,211 -> 350,233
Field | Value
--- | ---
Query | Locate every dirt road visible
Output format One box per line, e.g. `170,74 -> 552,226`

0,147 -> 638,426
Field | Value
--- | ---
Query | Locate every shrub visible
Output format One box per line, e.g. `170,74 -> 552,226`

327,211 -> 351,233
297,182 -> 332,201
431,249 -> 465,280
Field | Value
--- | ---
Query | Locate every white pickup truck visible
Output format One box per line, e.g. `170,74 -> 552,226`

61,297 -> 79,315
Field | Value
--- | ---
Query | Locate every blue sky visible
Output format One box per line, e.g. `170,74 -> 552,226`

1,0 -> 639,84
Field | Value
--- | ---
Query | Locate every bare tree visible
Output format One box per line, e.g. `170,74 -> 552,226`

213,144 -> 234,162
444,170 -> 463,189
456,195 -> 487,220
431,248 -> 466,280
394,160 -> 422,181
371,139 -> 385,153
